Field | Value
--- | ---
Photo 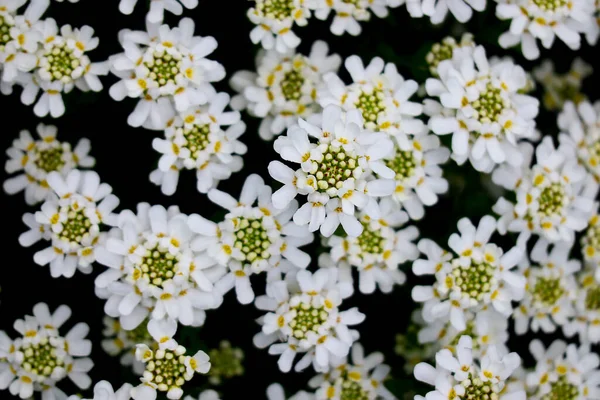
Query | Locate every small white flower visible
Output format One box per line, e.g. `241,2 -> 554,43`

496,0 -> 597,60
188,174 -> 313,304
101,316 -> 152,375
3,124 -> 94,205
108,18 -> 225,130
525,339 -> 600,399
425,45 -> 539,172
563,268 -> 600,344
151,92 -> 247,195
230,40 -> 341,141
513,241 -> 580,335
319,197 -> 418,295
533,58 -> 592,111
67,381 -> 134,400
425,33 -> 476,77
319,55 -> 424,136
268,104 -> 396,237
148,318 -> 178,351
311,0 -> 394,36
411,0 -> 486,24
118,0 -> 199,23
18,169 -> 119,278
253,269 -> 365,373
412,215 -> 526,331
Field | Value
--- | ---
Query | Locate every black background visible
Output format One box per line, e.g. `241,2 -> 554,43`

0,1 -> 597,399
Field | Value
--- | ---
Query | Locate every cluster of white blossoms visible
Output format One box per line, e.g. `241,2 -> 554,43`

108,18 -> 225,130
0,303 -> 93,399
231,40 -> 341,140
246,0 -> 403,53
3,124 -> 95,205
0,0 -> 107,117
18,169 -> 120,278
533,58 -> 592,111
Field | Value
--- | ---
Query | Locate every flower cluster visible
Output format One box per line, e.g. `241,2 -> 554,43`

533,58 -> 592,111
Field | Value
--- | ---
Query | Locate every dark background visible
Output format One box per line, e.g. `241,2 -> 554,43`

1,1 -> 597,399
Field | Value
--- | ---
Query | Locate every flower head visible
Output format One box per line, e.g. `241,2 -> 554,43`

207,341 -> 244,385
533,58 -> 592,111
563,268 -> 600,344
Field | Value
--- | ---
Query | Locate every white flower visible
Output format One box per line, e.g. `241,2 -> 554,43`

558,100 -> 600,183
94,203 -> 223,330
414,336 -> 524,400
319,55 -> 424,136
253,269 -> 365,373
493,136 -> 595,246
108,18 -> 225,130
513,241 -> 580,335
268,105 -> 396,237
3,124 -> 94,205
319,197 -> 418,295
247,0 -> 311,53
266,383 -> 315,400
18,169 -> 119,278
425,33 -> 476,77
230,40 -> 341,141
130,340 -> 210,400
118,0 -> 199,23
101,316 -> 152,375
496,0 -> 597,60
411,0 -> 485,24
0,303 -> 93,400
412,216 -> 526,331
563,268 -> 600,344
68,381 -> 133,400
309,343 -> 395,400
188,174 -> 313,304
311,0 -> 394,36
425,45 -> 539,173
533,58 -> 592,111
151,92 -> 247,195
525,339 -> 600,399
147,318 -> 178,351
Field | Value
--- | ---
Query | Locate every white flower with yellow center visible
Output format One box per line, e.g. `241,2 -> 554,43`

188,174 -> 313,305
109,18 -> 225,130
94,203 -> 223,330
563,269 -> 600,344
308,343 -> 395,400
581,209 -> 600,276
513,242 -> 579,335
558,100 -> 600,183
247,0 -> 311,53
414,336 -> 524,400
101,316 -> 153,375
0,303 -> 93,400
319,197 -> 418,295
525,339 -> 600,400
67,381 -> 134,400
496,0 -> 597,60
18,169 -> 119,278
533,58 -> 591,111
311,0 -> 398,36
425,45 -> 539,173
319,55 -> 424,136
412,216 -> 526,331
130,338 -> 210,400
268,105 -> 396,237
119,0 -> 199,23
493,136 -> 595,246
3,123 -> 94,205
151,92 -> 247,195
230,40 -> 341,141
253,269 -> 365,373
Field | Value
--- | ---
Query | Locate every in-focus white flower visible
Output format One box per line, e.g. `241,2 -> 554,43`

564,268 -> 600,344
425,45 -> 539,172
3,124 -> 94,205
493,136 -> 595,247
319,197 -> 418,296
319,55 -> 424,136
496,0 -> 597,60
513,241 -> 580,335
67,381 -> 133,400
18,169 -> 119,278
247,0 -> 311,53
308,343 -> 395,400
130,339 -> 210,400
253,269 -> 365,373
268,105 -> 396,237
414,336 -> 524,400
525,339 -> 600,399
311,0 -> 398,36
150,92 -> 247,195
108,18 -> 225,130
188,174 -> 313,304
101,316 -> 153,375
0,303 -> 93,400
230,40 -> 341,141
425,33 -> 475,77
118,0 -> 199,23
533,58 -> 592,111
412,215 -> 526,331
